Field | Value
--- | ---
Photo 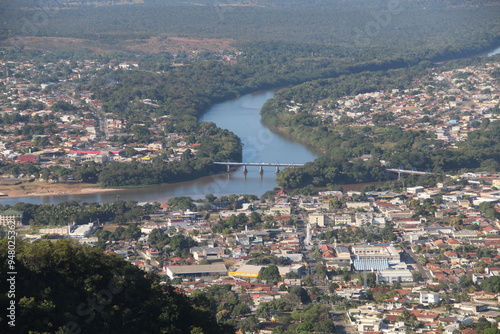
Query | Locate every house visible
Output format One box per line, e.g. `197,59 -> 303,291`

420,291 -> 441,304
357,316 -> 382,333
19,154 -> 39,164
190,246 -> 225,260
269,205 -> 292,215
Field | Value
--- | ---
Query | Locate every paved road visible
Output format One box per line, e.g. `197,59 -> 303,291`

405,248 -> 432,282
331,311 -> 355,334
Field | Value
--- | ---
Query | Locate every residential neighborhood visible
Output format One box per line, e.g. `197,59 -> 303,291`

0,52 -> 237,184
287,62 -> 500,152
7,169 -> 500,333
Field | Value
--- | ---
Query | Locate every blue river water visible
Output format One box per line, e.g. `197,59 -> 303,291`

2,45 -> 499,205
0,91 -> 320,205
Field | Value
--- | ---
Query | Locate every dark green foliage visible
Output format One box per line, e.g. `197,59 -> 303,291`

291,304 -> 333,332
3,2 -> 498,61
0,200 -> 158,226
318,223 -> 396,244
481,276 -> 500,293
51,101 -> 78,113
148,228 -> 170,249
258,265 -> 281,281
265,61 -> 500,189
212,213 -> 250,234
168,196 -> 196,211
288,286 -> 311,304
191,284 -> 252,328
0,239 -> 231,334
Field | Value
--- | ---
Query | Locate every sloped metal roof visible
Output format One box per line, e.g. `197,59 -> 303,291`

353,258 -> 390,271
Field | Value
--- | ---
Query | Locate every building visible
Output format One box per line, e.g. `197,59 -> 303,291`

351,244 -> 400,262
65,222 -> 96,238
329,245 -> 352,268
355,212 -> 373,226
0,209 -> 23,226
376,269 -> 413,283
353,258 -> 390,271
309,213 -> 326,227
19,154 -> 39,164
166,264 -> 228,279
39,225 -> 71,235
357,317 -> 382,333
334,214 -> 354,225
190,246 -> 225,260
420,291 -> 441,304
269,205 -> 292,215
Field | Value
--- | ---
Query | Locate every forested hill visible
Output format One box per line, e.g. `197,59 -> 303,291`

0,239 -> 232,334
1,0 -> 499,59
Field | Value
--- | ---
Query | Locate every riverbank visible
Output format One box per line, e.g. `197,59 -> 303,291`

264,124 -> 327,155
0,181 -> 121,199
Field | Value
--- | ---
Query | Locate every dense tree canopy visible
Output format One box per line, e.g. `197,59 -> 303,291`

0,239 -> 232,334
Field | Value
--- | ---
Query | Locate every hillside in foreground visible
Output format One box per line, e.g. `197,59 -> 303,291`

0,239 -> 232,334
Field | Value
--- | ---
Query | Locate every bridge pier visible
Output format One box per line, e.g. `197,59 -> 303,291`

275,166 -> 280,174
259,166 -> 263,174
226,164 -> 231,173
243,166 -> 247,174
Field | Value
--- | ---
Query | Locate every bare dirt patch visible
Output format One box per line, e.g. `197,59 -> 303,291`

0,180 -> 121,199
1,35 -> 236,54
126,36 -> 236,53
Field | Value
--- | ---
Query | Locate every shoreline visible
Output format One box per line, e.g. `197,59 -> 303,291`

0,181 -> 122,199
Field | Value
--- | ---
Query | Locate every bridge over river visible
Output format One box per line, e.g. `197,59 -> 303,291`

214,162 -> 433,177
213,162 -> 305,173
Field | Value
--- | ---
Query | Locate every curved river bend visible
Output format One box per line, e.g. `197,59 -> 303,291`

2,46 -> 499,206
0,91 -> 320,205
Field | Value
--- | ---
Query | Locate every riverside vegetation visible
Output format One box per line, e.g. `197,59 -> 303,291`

0,1 -> 499,188
1,1 -> 500,333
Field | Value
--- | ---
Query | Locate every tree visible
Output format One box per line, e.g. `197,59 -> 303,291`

328,283 -> 339,293
205,193 -> 216,203
0,239 -> 231,334
258,265 -> 281,281
239,316 -> 259,332
296,321 -> 314,333
315,263 -> 327,280
272,326 -> 286,334
125,147 -> 139,157
181,149 -> 195,161
289,286 -> 311,304
481,276 -> 500,293
149,228 -> 170,248
483,328 -> 500,334
412,272 -> 423,283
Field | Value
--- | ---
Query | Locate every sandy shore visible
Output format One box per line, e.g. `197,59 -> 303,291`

0,181 -> 121,199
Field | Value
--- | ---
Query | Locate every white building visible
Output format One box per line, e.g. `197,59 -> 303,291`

351,244 -> 400,262
309,213 -> 326,227
420,291 -> 441,304
334,214 -> 354,225
0,209 -> 23,227
66,222 -> 96,238
376,269 -> 413,283
39,225 -> 70,235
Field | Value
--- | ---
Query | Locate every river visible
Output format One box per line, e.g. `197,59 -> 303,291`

487,46 -> 500,57
2,45 -> 499,206
0,91 -> 320,205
